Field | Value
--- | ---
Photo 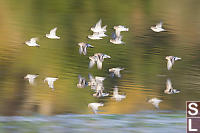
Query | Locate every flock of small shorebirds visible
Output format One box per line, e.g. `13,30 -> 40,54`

24,19 -> 181,114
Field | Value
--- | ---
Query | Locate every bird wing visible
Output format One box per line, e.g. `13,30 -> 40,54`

102,25 -> 107,32
95,19 -> 102,29
153,102 -> 160,109
89,60 -> 96,68
28,78 -> 35,85
79,46 -> 83,54
97,60 -> 103,70
166,79 -> 173,90
50,27 -> 57,36
30,38 -> 38,43
115,70 -> 121,77
48,81 -> 54,88
175,57 -> 181,61
78,75 -> 83,84
88,74 -> 94,81
156,22 -> 163,28
103,54 -> 111,59
167,60 -> 173,70
83,46 -> 87,55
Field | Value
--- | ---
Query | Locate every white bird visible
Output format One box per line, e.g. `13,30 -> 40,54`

92,83 -> 109,98
110,33 -> 124,44
114,25 -> 129,37
88,103 -> 104,114
89,53 -> 111,69
151,22 -> 166,32
165,56 -> 181,70
24,74 -> 39,85
77,75 -> 87,88
164,79 -> 180,94
112,86 -> 126,101
44,77 -> 58,89
46,27 -> 60,39
25,38 -> 40,47
78,42 -> 94,55
94,53 -> 111,70
88,32 -> 103,40
88,74 -> 105,90
90,19 -> 107,33
88,74 -> 108,97
109,67 -> 124,78
148,98 -> 162,109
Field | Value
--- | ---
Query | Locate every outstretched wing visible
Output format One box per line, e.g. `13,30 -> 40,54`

79,46 -> 83,54
50,27 -> 57,36
115,70 -> 121,77
88,74 -> 94,81
97,60 -> 103,70
95,19 -> 102,29
166,79 -> 172,90
102,25 -> 107,32
167,60 -> 173,70
83,46 -> 87,55
156,22 -> 163,28
103,54 -> 111,59
28,78 -> 35,85
89,60 -> 96,68
48,81 -> 54,89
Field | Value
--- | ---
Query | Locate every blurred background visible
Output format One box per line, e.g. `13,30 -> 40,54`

1,0 -> 198,132
0,0 -> 200,116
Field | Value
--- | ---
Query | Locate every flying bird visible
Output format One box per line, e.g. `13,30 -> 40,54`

88,103 -> 104,114
46,27 -> 60,39
77,75 -> 88,88
44,77 -> 58,89
89,53 -> 111,69
24,74 -> 39,85
112,86 -> 126,101
109,67 -> 124,78
151,22 -> 166,32
114,25 -> 129,37
148,98 -> 162,109
164,79 -> 180,94
25,38 -> 40,47
78,42 -> 94,55
165,56 -> 181,70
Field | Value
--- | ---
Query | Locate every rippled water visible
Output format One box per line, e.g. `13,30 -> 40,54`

0,0 -> 200,132
0,111 -> 185,133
